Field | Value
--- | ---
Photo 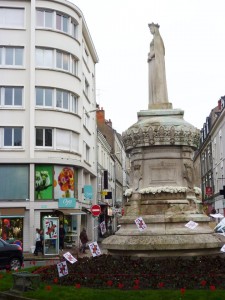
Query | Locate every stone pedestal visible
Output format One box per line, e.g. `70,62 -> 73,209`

102,109 -> 225,257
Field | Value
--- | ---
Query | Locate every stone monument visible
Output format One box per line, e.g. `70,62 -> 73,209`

102,23 -> 224,256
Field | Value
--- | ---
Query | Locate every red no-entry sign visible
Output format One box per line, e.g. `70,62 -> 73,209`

91,204 -> 101,217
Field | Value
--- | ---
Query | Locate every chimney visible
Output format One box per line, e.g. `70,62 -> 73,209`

96,107 -> 105,124
106,119 -> 112,127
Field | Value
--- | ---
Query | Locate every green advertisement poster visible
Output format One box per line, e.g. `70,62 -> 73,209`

35,165 -> 53,200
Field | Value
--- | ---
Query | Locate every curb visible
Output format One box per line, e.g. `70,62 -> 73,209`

0,291 -> 35,300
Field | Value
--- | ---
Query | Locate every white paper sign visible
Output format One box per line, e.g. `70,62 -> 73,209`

185,220 -> 198,230
88,241 -> 101,257
57,261 -> 68,277
210,213 -> 224,219
215,218 -> 225,233
100,221 -> 107,235
135,217 -> 147,231
220,245 -> 225,252
63,252 -> 77,264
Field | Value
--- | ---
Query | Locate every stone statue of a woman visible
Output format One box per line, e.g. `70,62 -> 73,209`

148,23 -> 171,109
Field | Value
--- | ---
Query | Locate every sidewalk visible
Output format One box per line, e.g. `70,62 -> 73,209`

23,244 -> 107,261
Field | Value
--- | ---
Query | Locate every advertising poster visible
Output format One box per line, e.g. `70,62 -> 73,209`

44,218 -> 58,240
54,166 -> 75,199
35,165 -> 53,200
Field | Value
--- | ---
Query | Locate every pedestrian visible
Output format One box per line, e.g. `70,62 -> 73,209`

79,228 -> 88,253
59,223 -> 65,251
34,228 -> 42,256
39,229 -> 44,255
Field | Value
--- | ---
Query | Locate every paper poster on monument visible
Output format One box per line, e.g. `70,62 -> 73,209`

57,261 -> 68,277
89,241 -> 101,257
214,218 -> 225,233
63,252 -> 77,264
220,245 -> 225,252
100,221 -> 106,235
185,220 -> 198,230
135,217 -> 147,231
210,213 -> 224,219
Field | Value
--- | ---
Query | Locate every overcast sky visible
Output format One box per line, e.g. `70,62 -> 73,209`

72,0 -> 225,134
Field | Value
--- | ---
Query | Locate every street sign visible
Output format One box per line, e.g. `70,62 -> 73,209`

91,204 -> 101,217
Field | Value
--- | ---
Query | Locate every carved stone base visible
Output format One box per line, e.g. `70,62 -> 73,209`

102,215 -> 225,257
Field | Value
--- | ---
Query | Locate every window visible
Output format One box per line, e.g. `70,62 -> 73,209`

0,165 -> 29,200
71,94 -> 78,114
56,129 -> 78,152
56,90 -> 69,110
3,127 -> 22,147
0,8 -> 24,28
36,128 -> 52,147
35,87 -> 78,113
71,56 -> 78,76
35,48 -> 53,67
0,47 -> 23,66
83,48 -> 89,64
56,51 -> 69,71
36,88 -> 53,107
84,79 -> 89,96
0,87 -> 23,106
84,142 -> 90,163
36,9 -> 53,28
56,13 -> 69,33
71,21 -> 77,39
36,48 -> 78,75
83,109 -> 90,129
36,9 -> 79,40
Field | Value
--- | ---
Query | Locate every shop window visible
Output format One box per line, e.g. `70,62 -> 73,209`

0,218 -> 23,245
0,165 -> 28,200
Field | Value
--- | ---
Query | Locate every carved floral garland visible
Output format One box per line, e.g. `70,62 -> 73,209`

125,186 -> 202,197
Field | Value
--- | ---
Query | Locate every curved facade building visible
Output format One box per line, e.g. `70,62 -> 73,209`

0,0 -> 98,253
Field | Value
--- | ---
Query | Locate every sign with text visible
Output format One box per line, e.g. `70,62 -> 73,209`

58,198 -> 76,208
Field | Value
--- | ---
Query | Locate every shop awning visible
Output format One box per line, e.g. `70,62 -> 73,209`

56,209 -> 86,215
0,208 -> 25,217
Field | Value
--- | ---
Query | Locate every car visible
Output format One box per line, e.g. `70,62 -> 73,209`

0,238 -> 23,270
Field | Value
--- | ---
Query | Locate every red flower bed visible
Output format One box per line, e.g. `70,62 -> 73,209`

33,254 -> 225,290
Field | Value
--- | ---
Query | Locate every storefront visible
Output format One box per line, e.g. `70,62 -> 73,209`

40,209 -> 86,249
0,208 -> 25,247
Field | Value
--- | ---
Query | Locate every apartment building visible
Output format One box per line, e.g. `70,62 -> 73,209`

0,0 -> 98,252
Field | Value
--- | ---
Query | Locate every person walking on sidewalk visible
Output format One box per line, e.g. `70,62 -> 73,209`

59,223 -> 65,251
34,228 -> 42,256
79,228 -> 88,253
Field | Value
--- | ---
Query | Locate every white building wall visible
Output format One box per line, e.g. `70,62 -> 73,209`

0,0 -> 98,252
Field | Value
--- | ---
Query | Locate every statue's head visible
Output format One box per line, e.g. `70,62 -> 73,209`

148,23 -> 160,34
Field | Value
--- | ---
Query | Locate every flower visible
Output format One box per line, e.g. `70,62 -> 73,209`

210,285 -> 216,291
139,186 -> 187,194
200,280 -> 207,286
45,285 -> 52,291
58,167 -> 74,196
124,189 -> 133,197
118,283 -> 124,289
180,288 -> 186,294
158,282 -> 164,288
53,278 -> 58,284
107,280 -> 113,286
75,283 -> 81,288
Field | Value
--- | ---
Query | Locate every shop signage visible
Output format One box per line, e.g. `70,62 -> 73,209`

91,204 -> 101,217
58,198 -> 76,208
101,190 -> 108,196
84,185 -> 93,199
